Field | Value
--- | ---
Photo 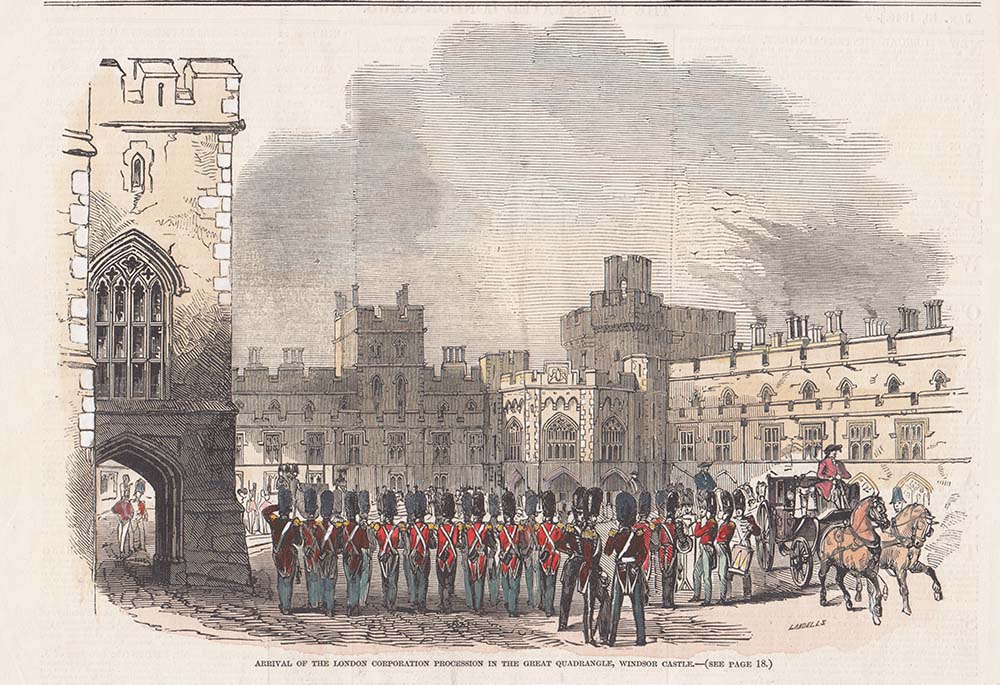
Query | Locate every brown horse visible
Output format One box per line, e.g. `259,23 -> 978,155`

852,503 -> 943,615
818,495 -> 891,625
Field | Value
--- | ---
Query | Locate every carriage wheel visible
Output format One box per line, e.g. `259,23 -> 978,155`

789,537 -> 813,588
756,503 -> 776,572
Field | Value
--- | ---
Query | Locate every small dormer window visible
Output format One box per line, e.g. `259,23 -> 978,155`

131,155 -> 145,193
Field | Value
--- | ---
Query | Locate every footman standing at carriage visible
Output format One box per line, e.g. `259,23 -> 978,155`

435,491 -> 462,612
497,491 -> 529,617
556,487 -> 588,631
263,487 -> 302,615
691,492 -> 717,606
464,491 -> 492,614
536,490 -> 562,617
732,489 -> 761,600
604,492 -> 648,647
341,490 -> 369,616
317,490 -> 340,616
372,490 -> 403,611
407,490 -> 433,613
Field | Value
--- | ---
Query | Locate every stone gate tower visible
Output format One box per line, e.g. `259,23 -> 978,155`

62,58 -> 250,586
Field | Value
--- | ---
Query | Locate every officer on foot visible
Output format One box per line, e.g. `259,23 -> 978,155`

556,487 -> 588,631
653,490 -> 688,609
263,487 -> 302,615
604,491 -> 649,647
559,487 -> 603,645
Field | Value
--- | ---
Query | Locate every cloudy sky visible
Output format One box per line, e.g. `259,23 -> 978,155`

224,11 -> 982,369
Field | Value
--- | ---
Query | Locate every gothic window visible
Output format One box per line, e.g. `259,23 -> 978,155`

887,375 -> 902,394
432,432 -> 451,465
690,390 -> 701,409
678,429 -> 695,461
303,402 -> 315,422
394,338 -> 406,358
339,395 -> 349,411
235,432 -> 245,465
263,432 -> 282,465
601,416 -> 625,461
712,426 -> 733,461
369,342 -> 382,360
268,400 -> 281,414
801,423 -> 825,460
721,389 -> 736,406
466,399 -> 477,413
838,379 -> 853,398
130,154 -> 146,192
896,420 -> 926,460
372,376 -> 383,413
387,432 -> 405,463
800,381 -> 818,401
394,375 -> 407,417
762,425 -> 781,460
468,432 -> 485,463
931,370 -> 949,391
504,418 -> 523,462
437,401 -> 447,422
848,421 -> 875,460
543,414 -> 578,461
305,432 -> 324,465
345,433 -> 362,464
90,250 -> 173,400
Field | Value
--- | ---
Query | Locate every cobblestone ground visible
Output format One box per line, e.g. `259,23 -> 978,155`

97,513 -> 815,650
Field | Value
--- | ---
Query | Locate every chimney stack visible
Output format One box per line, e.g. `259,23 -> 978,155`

923,299 -> 943,329
248,347 -> 263,367
282,347 -> 304,366
396,283 -> 409,309
351,283 -> 360,307
334,291 -> 348,314
770,332 -> 783,347
825,310 -> 844,334
809,325 -> 823,343
750,322 -> 767,348
898,306 -> 920,333
864,317 -> 874,337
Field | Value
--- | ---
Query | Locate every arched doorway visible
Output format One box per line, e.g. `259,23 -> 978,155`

601,469 -> 632,508
95,434 -> 184,584
546,470 -> 581,519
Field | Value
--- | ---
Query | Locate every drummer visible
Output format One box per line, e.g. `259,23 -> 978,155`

732,489 -> 761,600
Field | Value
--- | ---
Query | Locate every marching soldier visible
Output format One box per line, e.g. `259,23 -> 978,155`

487,492 -> 502,607
496,491 -> 530,617
522,489 -> 539,610
341,490 -> 369,616
358,490 -> 373,608
461,490 -> 476,609
604,492 -> 648,647
435,491 -> 463,612
556,487 -> 588,631
403,486 -> 417,605
691,491 -> 718,606
300,488 -> 323,609
535,490 -> 562,617
317,490 -> 340,616
557,487 -> 603,645
715,490 -> 736,604
464,491 -> 492,614
732,488 -> 761,600
406,490 -> 433,613
371,489 -> 404,611
636,491 -> 654,604
263,487 -> 302,615
653,490 -> 688,609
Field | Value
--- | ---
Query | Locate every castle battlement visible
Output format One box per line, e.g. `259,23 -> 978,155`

94,58 -> 241,129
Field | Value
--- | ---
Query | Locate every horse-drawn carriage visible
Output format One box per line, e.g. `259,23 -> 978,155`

754,473 -> 860,588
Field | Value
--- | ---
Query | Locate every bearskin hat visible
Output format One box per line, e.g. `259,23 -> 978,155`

303,488 -> 318,516
472,491 -> 486,518
717,489 -> 734,516
320,489 -> 335,518
665,490 -> 679,517
655,489 -> 668,514
413,490 -> 428,520
701,491 -> 717,516
586,487 -> 603,519
572,486 -> 588,514
359,489 -> 371,515
381,490 -> 397,521
638,491 -> 652,519
440,491 -> 456,520
733,489 -> 747,513
344,490 -> 359,520
277,486 -> 293,515
462,490 -> 474,520
541,490 -> 557,519
525,489 -> 538,519
488,492 -> 501,519
501,490 -> 517,521
135,479 -> 146,497
615,491 -> 637,528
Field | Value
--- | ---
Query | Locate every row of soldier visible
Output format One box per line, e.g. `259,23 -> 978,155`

263,484 -> 761,647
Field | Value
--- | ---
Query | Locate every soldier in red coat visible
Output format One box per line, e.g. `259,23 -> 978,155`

715,490 -> 736,604
497,491 -> 530,617
691,492 -> 718,606
434,492 -> 462,613
464,491 -> 492,614
371,489 -> 403,611
653,490 -> 689,609
535,491 -> 563,618
263,487 -> 302,615
604,492 -> 648,647
558,487 -> 603,645
317,490 -> 340,616
111,478 -> 133,558
407,490 -> 433,613
299,488 -> 324,609
556,487 -> 588,631
635,491 -> 654,602
341,491 -> 369,616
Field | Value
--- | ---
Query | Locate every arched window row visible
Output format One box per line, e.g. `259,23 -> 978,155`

544,414 -> 578,461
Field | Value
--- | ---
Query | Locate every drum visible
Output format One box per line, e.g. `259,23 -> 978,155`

730,544 -> 753,576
